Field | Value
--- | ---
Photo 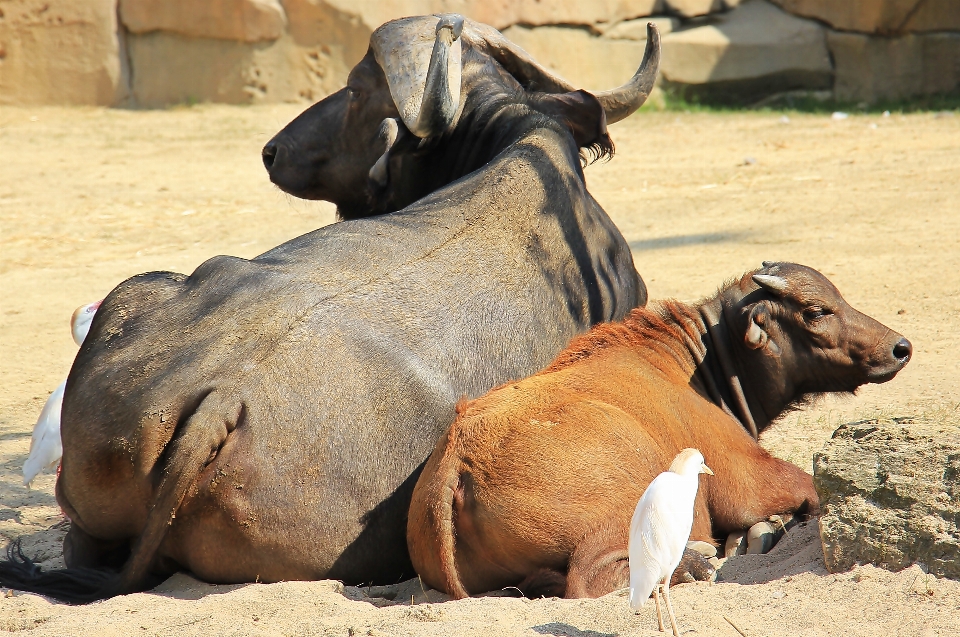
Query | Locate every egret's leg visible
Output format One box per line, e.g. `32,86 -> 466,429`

663,575 -> 680,637
654,580 -> 665,632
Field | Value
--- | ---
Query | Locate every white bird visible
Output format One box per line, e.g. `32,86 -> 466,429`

22,300 -> 101,487
629,448 -> 714,637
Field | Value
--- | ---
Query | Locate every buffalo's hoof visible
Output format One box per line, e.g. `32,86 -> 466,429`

726,513 -> 797,557
724,530 -> 747,558
671,547 -> 716,585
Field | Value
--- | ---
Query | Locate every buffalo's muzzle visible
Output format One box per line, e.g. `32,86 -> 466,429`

262,141 -> 279,170
892,337 -> 912,364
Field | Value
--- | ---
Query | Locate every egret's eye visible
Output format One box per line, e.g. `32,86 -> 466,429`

803,306 -> 832,322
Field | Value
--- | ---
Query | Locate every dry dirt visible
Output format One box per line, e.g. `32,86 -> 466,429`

0,104 -> 958,636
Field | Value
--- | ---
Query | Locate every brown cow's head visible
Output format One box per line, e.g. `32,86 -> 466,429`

722,262 -> 911,425
262,15 -> 659,220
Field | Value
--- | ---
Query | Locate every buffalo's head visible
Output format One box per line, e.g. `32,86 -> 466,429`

262,14 -> 659,219
720,262 -> 911,427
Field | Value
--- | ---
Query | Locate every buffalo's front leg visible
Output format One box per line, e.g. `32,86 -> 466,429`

707,446 -> 819,537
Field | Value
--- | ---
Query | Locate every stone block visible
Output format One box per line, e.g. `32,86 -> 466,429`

0,0 -> 128,106
828,30 -> 960,103
127,32 -> 327,106
814,416 -> 960,580
312,0 -> 665,32
500,25 -> 648,92
660,0 -> 832,103
769,0 -> 960,35
120,0 -> 287,43
604,16 -> 680,40
663,0 -> 724,18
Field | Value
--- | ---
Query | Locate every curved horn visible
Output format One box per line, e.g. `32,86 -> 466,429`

464,20 -> 659,124
593,23 -> 661,124
410,16 -> 464,137
753,274 -> 789,296
372,15 -> 464,139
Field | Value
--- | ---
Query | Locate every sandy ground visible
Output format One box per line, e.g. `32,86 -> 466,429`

0,104 -> 958,635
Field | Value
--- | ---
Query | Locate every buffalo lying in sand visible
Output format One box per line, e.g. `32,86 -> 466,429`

1,16 -> 659,602
408,263 -> 912,599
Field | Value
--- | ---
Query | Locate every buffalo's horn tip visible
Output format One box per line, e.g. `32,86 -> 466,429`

753,274 -> 789,295
437,14 -> 464,39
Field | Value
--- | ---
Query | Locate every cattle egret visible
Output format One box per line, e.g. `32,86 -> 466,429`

629,448 -> 713,636
22,301 -> 100,487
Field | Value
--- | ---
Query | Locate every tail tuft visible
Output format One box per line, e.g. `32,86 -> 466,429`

0,538 -> 117,604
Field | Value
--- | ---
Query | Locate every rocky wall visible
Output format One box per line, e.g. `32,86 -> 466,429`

0,0 -> 957,106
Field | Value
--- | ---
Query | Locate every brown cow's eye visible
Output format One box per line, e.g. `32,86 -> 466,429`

803,307 -> 831,321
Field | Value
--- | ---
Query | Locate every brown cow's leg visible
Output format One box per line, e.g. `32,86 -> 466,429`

517,568 -> 567,598
708,448 -> 819,535
565,519 -> 715,599
565,519 -> 629,598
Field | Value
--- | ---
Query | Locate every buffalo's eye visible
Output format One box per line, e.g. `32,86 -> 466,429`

803,306 -> 832,322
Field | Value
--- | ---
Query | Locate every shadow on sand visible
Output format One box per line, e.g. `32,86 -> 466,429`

629,231 -> 751,252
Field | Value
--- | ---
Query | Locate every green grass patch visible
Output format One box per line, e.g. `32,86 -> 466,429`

639,88 -> 960,115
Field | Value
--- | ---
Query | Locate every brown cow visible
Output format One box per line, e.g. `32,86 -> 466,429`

407,262 -> 912,599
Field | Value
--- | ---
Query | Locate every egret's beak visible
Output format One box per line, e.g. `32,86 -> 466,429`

701,463 -> 714,475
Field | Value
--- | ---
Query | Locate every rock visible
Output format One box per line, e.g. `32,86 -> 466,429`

814,416 -> 960,580
663,0 -> 724,18
660,0 -> 832,103
604,16 -> 679,40
119,0 -> 287,43
829,31 -> 960,103
769,0 -> 960,35
500,25 -> 648,92
0,0 -> 129,106
308,0 -> 665,33
127,32 -> 321,106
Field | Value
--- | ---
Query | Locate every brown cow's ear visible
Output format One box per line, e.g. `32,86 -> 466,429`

534,89 -> 610,151
744,305 -> 769,350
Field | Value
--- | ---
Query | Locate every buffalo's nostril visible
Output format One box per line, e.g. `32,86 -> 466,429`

262,142 -> 278,170
892,338 -> 912,362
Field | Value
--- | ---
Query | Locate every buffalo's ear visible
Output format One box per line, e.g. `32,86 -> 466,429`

744,304 -> 780,355
534,89 -> 610,152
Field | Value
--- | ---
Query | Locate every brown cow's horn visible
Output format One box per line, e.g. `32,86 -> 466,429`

372,15 -> 464,139
593,23 -> 661,124
753,274 -> 789,296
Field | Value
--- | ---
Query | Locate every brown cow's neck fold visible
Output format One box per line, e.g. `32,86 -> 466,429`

670,300 -> 761,440
696,303 -> 759,439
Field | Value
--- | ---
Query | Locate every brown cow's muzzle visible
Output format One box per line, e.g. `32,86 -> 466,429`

866,333 -> 912,383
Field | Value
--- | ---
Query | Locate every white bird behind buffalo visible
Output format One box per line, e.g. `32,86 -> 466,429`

629,448 -> 713,636
22,300 -> 100,487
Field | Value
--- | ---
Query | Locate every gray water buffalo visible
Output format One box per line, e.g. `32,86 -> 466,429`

408,263 -> 912,599
262,16 -> 648,219
0,16 -> 659,602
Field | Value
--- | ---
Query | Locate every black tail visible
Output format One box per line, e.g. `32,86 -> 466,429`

0,392 -> 238,603
0,539 -> 116,604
